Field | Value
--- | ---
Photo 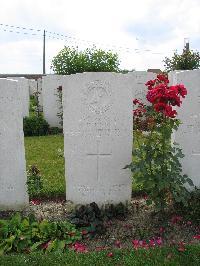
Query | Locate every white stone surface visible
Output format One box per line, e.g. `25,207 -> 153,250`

168,71 -> 176,86
11,77 -> 30,117
42,75 -> 63,128
170,70 -> 200,188
127,71 -> 156,104
63,72 -> 132,205
37,78 -> 43,108
28,79 -> 37,95
0,79 -> 29,210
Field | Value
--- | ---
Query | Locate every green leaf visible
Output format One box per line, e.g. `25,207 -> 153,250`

146,199 -> 153,206
30,241 -> 43,252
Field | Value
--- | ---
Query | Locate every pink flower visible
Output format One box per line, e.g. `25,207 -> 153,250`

149,239 -> 156,247
171,215 -> 183,224
139,240 -> 149,249
73,242 -> 88,253
30,199 -> 41,205
178,242 -> 186,252
107,252 -> 114,258
159,227 -> 165,234
193,235 -> 200,240
143,194 -> 148,200
155,237 -> 163,246
132,239 -> 149,249
81,230 -> 88,235
132,239 -> 140,249
114,240 -> 121,248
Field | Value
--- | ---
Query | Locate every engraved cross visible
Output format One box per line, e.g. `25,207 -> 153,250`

87,139 -> 111,181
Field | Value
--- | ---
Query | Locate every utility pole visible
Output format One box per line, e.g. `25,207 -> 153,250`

184,38 -> 190,52
43,30 -> 46,74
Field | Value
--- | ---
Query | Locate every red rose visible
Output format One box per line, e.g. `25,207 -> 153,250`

145,79 -> 156,90
154,102 -> 167,112
133,99 -> 140,105
157,74 -> 169,84
176,84 -> 187,98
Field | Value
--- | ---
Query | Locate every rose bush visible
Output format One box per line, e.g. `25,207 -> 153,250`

125,74 -> 194,210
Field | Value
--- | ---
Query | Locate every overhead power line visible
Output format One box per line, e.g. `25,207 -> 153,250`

0,23 -> 41,32
0,27 -> 41,36
0,22 -> 165,55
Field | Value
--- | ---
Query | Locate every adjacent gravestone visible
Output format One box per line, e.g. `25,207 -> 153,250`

128,71 -> 156,104
0,79 -> 29,210
11,77 -> 30,117
63,72 -> 132,205
28,79 -> 37,95
37,77 -> 43,109
170,70 -> 200,187
42,75 -> 63,128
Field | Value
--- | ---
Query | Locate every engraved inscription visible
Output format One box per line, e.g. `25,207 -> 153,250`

79,115 -> 111,137
191,116 -> 200,134
83,80 -> 112,114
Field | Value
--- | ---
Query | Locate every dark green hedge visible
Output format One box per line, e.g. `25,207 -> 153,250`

23,116 -> 49,136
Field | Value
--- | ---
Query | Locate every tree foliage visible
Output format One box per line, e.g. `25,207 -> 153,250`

163,50 -> 200,72
51,46 -> 120,74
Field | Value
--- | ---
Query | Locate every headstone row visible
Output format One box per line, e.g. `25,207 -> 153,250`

42,75 -> 63,128
1,71 -> 200,211
171,69 -> 200,188
8,77 -> 30,117
0,79 -> 29,210
41,72 -> 156,128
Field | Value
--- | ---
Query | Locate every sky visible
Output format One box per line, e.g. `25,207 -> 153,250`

0,0 -> 200,74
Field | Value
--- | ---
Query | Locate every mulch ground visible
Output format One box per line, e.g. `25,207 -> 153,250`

0,197 -> 199,251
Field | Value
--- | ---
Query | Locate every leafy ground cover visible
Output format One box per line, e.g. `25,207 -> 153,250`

0,245 -> 200,266
0,199 -> 199,253
24,135 -> 65,198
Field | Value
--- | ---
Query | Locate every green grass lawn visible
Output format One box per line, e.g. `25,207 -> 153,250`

24,134 -> 143,198
24,135 -> 65,198
0,245 -> 200,266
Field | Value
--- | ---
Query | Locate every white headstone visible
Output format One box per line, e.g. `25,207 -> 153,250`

35,78 -> 43,111
63,72 -> 132,205
128,71 -> 156,104
168,71 -> 176,86
0,79 -> 29,210
42,75 -> 63,128
10,77 -> 30,117
170,70 -> 200,187
28,79 -> 37,95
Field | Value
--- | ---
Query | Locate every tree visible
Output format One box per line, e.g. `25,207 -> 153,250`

163,50 -> 200,72
51,46 -> 120,74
